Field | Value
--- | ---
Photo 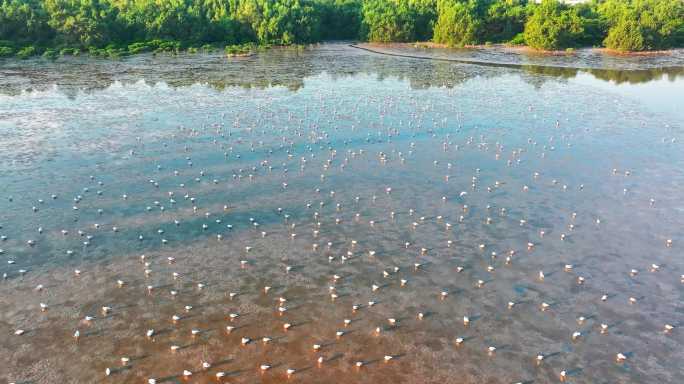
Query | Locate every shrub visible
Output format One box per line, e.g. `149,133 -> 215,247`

225,43 -> 255,56
509,32 -> 525,45
17,45 -> 36,58
42,48 -> 58,59
433,0 -> 481,47
0,46 -> 14,57
59,47 -> 80,56
524,0 -> 584,50
604,15 -> 645,51
127,42 -> 153,54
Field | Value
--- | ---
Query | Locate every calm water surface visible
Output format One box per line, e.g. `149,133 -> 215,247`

0,43 -> 683,384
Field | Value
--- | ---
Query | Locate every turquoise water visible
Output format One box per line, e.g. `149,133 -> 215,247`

0,44 -> 682,384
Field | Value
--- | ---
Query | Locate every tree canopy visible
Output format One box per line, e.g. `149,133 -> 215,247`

0,0 -> 681,58
433,0 -> 480,47
524,0 -> 587,50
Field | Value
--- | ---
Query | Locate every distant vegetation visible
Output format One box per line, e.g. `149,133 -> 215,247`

0,0 -> 682,58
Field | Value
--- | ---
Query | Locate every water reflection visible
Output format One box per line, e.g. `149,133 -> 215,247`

1,44 -> 683,98
522,64 -> 684,85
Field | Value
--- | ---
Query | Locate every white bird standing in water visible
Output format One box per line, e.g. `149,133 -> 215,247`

1,66 -> 680,384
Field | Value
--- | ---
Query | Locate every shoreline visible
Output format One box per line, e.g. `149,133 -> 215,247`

2,40 -> 679,61
350,43 -> 684,73
0,42 -> 305,60
378,41 -> 677,57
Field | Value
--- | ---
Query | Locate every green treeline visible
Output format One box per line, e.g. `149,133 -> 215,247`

0,0 -> 682,59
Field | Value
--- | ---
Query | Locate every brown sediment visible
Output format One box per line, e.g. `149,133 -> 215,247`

503,45 -> 578,56
2,142 -> 682,383
349,43 -> 521,69
363,42 -> 678,57
595,47 -> 674,56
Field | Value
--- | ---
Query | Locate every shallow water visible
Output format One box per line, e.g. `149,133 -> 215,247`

0,43 -> 683,384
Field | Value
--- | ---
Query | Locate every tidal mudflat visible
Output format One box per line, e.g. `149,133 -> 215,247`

0,43 -> 683,384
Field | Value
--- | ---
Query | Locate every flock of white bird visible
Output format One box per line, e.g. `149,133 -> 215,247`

1,80 -> 682,384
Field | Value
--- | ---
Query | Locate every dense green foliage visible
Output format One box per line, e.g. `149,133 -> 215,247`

523,0 -> 585,50
600,0 -> 684,51
433,0 -> 480,46
359,0 -> 436,42
0,0 -> 681,58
